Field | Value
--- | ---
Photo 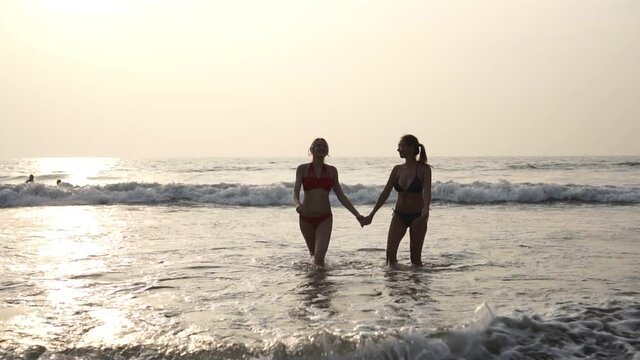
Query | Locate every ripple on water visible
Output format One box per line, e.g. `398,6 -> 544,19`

356,247 -> 386,252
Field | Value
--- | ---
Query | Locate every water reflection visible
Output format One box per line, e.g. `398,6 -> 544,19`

384,269 -> 433,305
35,157 -> 117,185
34,206 -> 109,277
293,269 -> 337,321
5,206 -> 130,348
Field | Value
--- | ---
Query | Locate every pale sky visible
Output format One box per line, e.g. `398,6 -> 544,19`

1,0 -> 639,157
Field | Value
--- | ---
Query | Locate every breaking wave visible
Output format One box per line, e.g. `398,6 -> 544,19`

1,181 -> 639,208
2,302 -> 638,359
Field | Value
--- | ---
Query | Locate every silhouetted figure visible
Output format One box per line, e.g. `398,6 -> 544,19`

56,179 -> 62,186
25,174 -> 35,183
363,134 -> 432,267
293,138 -> 364,267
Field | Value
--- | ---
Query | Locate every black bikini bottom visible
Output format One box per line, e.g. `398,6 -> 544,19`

393,209 -> 421,227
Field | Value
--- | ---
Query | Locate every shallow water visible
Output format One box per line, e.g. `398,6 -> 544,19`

1,203 -> 638,359
1,156 -> 639,359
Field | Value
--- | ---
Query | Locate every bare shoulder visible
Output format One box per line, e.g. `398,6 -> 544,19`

418,162 -> 431,170
296,163 -> 309,174
418,163 -> 432,177
326,164 -> 338,177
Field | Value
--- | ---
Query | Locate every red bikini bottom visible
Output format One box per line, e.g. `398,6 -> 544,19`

299,213 -> 332,228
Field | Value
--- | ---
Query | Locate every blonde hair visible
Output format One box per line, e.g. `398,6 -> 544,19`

308,138 -> 329,156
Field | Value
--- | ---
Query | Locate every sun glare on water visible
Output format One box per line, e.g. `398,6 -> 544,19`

36,157 -> 117,185
14,206 -> 132,345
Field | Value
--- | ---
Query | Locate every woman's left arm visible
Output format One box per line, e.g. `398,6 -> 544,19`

421,165 -> 432,221
331,167 -> 362,219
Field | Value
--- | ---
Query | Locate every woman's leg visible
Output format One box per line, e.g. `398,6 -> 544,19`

312,216 -> 333,267
299,217 -> 317,256
409,219 -> 428,266
386,214 -> 408,266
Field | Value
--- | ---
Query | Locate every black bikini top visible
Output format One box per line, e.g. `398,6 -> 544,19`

394,167 -> 423,193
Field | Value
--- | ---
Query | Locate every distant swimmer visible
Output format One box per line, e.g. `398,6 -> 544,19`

25,174 -> 34,183
56,179 -> 72,187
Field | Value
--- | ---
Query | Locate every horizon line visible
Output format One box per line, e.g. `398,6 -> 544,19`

2,154 -> 639,160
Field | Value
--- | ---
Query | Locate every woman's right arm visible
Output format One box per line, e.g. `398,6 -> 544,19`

293,165 -> 304,212
366,166 -> 399,222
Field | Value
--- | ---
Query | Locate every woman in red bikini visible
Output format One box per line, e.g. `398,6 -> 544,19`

293,138 -> 364,267
363,135 -> 432,267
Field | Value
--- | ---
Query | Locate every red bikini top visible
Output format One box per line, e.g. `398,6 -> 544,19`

302,164 -> 333,192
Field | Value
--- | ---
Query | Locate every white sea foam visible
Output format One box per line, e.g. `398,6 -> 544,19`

432,180 -> 640,204
0,181 -> 639,207
3,303 -> 637,359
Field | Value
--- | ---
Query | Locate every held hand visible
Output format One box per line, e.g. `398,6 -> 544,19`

356,214 -> 365,227
362,214 -> 373,226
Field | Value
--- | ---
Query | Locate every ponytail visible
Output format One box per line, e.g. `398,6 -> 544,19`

400,134 -> 428,165
418,144 -> 427,164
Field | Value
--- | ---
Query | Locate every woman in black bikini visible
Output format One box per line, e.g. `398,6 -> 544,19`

363,135 -> 432,267
293,138 -> 364,267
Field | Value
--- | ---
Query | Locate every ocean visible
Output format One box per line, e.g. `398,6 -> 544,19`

1,156 -> 639,359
